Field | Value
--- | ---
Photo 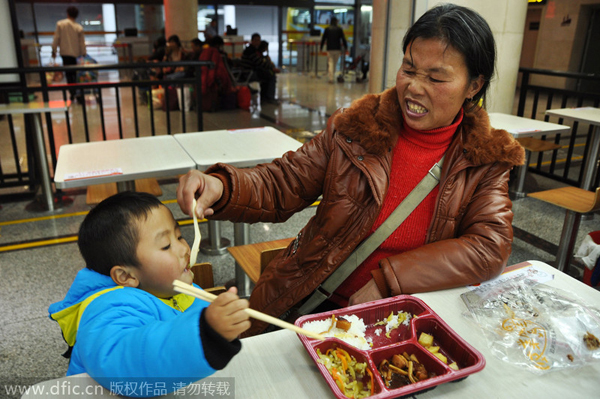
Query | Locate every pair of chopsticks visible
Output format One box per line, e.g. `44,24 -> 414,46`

173,280 -> 325,341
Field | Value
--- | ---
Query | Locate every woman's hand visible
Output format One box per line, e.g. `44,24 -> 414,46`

204,287 -> 250,341
177,170 -> 224,219
348,279 -> 383,306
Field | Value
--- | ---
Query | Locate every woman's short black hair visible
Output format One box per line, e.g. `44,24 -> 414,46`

167,35 -> 182,48
403,3 -> 496,109
78,191 -> 164,276
208,35 -> 224,48
67,6 -> 79,19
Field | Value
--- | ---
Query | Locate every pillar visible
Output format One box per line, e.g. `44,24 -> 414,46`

164,0 -> 198,47
369,0 -> 528,114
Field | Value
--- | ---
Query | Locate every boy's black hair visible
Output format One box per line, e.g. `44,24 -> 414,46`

78,191 -> 164,276
191,38 -> 203,47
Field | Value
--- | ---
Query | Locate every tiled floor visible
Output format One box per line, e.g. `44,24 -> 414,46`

1,71 -> 599,397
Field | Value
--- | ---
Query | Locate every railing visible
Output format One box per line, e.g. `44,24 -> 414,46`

516,67 -> 600,187
0,60 -> 212,196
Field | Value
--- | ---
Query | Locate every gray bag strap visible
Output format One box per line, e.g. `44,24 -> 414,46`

297,155 -> 445,315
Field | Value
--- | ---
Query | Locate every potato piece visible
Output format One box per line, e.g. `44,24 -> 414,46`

449,362 -> 459,371
427,346 -> 440,354
335,317 -> 352,332
418,332 -> 434,348
433,352 -> 448,364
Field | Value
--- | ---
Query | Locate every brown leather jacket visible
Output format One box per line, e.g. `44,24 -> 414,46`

207,88 -> 525,336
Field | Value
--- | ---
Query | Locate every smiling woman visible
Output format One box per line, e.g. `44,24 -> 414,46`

176,3 -> 525,337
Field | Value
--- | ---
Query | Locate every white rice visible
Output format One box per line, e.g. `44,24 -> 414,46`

302,314 -> 371,350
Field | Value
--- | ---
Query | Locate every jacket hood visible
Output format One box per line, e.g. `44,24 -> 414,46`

333,88 -> 524,167
49,268 -> 123,347
49,268 -> 195,348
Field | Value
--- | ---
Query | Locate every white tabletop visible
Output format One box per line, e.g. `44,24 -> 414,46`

0,100 -> 69,115
21,260 -> 600,399
174,126 -> 303,171
546,107 -> 600,125
488,112 -> 570,138
53,136 -> 196,189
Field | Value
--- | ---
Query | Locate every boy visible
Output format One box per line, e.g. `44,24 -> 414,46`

49,192 -> 249,397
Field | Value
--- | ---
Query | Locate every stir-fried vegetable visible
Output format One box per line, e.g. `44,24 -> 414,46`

317,348 -> 373,398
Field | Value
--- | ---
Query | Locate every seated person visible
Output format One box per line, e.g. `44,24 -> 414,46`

186,38 -> 204,78
148,36 -> 166,62
242,32 -> 278,104
49,191 -> 250,397
163,34 -> 188,79
199,36 -> 232,96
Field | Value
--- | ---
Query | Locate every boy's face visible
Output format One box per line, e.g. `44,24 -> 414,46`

134,205 -> 193,298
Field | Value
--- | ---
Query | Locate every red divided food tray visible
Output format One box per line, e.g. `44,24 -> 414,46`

295,295 -> 485,398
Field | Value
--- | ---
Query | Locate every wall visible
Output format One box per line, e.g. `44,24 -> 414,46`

531,0 -> 600,88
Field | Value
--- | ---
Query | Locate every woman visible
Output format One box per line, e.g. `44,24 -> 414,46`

162,35 -> 188,79
177,4 -> 524,336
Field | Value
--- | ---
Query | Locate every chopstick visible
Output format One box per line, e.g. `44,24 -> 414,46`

173,280 -> 325,341
188,198 -> 201,267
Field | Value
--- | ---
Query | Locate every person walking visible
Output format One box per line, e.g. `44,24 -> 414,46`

320,17 -> 347,83
51,6 -> 86,102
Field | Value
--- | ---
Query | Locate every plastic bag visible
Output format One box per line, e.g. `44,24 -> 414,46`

177,85 -> 192,111
76,54 -> 98,83
46,59 -> 64,84
461,276 -> 600,373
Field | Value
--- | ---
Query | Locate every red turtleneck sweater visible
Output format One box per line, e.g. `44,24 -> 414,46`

331,110 -> 464,306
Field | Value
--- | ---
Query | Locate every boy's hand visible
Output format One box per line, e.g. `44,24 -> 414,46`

204,287 -> 250,341
177,170 -> 224,219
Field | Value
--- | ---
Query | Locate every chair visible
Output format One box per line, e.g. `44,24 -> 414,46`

227,237 -> 295,283
513,137 -> 562,198
222,54 -> 253,87
528,186 -> 600,273
191,262 -> 226,294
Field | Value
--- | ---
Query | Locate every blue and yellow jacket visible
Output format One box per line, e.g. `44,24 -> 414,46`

49,268 -> 234,397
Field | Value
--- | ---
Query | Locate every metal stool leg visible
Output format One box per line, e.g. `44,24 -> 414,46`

554,210 -> 582,273
200,220 -> 231,255
512,150 -> 531,199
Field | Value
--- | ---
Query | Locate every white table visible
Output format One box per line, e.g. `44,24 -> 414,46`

488,113 -> 569,198
174,127 -> 303,296
54,135 -> 196,192
0,101 -> 70,211
21,260 -> 600,399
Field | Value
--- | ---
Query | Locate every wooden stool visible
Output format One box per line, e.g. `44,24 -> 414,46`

227,237 -> 294,284
191,262 -> 226,295
513,137 -> 562,198
86,178 -> 162,205
528,186 -> 600,272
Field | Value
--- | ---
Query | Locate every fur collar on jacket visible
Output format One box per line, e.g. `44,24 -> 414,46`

333,88 -> 524,167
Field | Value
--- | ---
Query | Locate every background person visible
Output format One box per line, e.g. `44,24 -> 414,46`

242,33 -> 278,104
49,191 -> 249,397
177,4 -> 524,337
320,17 -> 347,83
205,18 -> 218,40
162,35 -> 188,79
51,6 -> 86,101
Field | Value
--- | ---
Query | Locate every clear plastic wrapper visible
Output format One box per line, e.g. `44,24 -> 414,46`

461,276 -> 600,373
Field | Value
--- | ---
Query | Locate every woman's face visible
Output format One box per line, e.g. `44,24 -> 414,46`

396,38 -> 483,131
